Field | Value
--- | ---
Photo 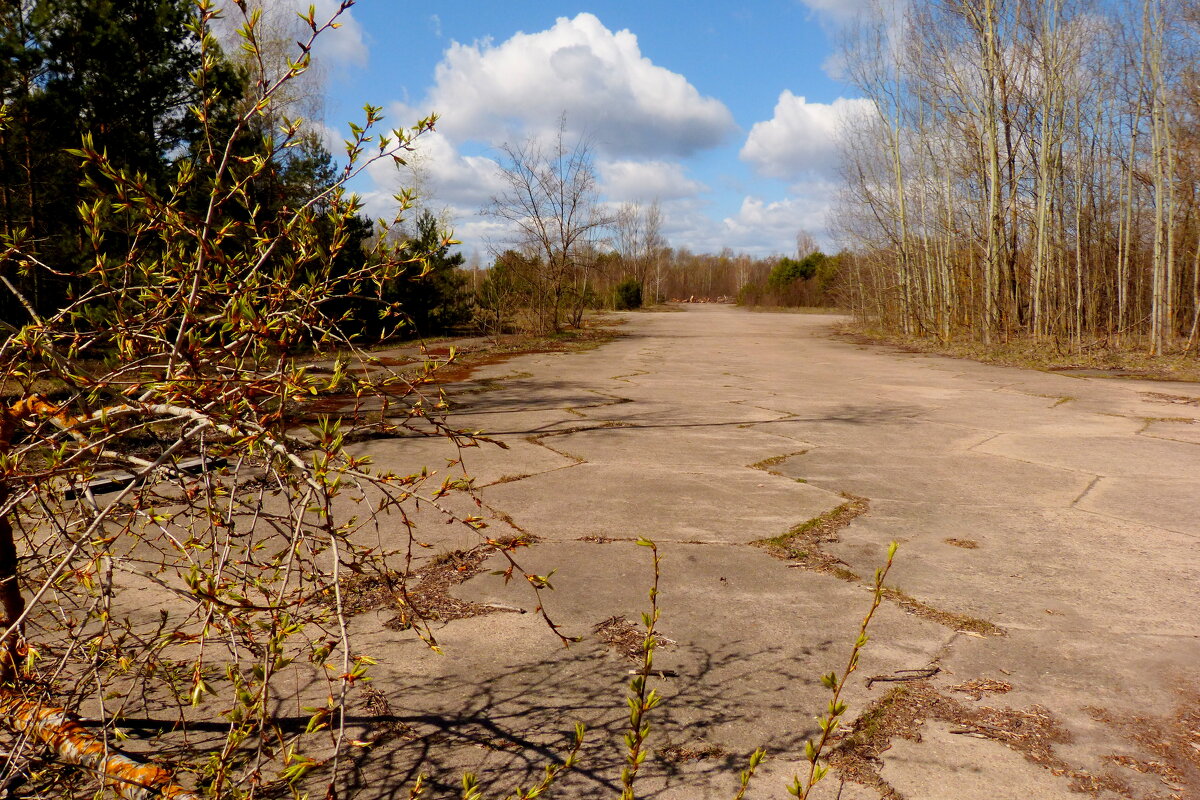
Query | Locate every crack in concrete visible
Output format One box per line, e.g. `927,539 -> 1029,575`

1070,475 -> 1102,507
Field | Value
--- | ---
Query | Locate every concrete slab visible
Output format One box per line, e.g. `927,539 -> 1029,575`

975,432 -> 1200,478
772,448 -> 1096,507
479,463 -> 845,543
347,434 -> 578,488
1075,476 -> 1200,537
539,424 -> 803,467
879,721 -> 1081,799
1142,418 -> 1200,444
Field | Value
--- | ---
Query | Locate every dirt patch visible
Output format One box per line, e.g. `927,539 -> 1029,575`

1141,392 -> 1200,407
830,682 -> 1128,798
592,615 -> 672,662
431,325 -> 624,385
948,678 -> 1013,701
943,538 -> 980,549
1087,684 -> 1200,799
340,535 -> 536,630
656,740 -> 727,763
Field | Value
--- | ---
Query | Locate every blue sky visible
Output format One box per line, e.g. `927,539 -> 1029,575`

279,0 -> 873,260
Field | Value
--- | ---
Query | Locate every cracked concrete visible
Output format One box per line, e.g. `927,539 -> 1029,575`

344,306 -> 1200,799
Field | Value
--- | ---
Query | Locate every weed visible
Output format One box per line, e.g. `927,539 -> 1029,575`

753,495 -> 869,579
748,451 -> 807,476
944,537 -> 980,549
789,541 -> 899,798
879,586 -> 1005,636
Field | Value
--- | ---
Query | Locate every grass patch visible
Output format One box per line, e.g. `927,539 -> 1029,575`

880,586 -> 1005,636
747,450 -> 806,476
753,495 -> 869,580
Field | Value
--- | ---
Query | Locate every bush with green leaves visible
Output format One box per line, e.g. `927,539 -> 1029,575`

613,277 -> 644,310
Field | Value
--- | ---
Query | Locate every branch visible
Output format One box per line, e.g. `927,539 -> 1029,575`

0,688 -> 199,800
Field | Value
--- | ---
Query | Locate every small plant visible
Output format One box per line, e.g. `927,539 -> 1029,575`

789,541 -> 899,798
619,538 -> 664,799
615,539 -> 896,800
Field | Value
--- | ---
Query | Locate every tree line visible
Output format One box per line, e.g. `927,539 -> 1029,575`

476,128 -> 841,333
835,0 -> 1200,354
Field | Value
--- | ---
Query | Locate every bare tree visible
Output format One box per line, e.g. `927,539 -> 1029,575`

835,0 -> 1199,354
485,121 -> 612,332
796,230 -> 819,261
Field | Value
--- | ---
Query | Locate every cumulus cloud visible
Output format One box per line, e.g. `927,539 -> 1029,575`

740,91 -> 873,180
359,131 -> 504,219
669,188 -> 837,257
408,13 -> 736,157
597,160 -> 707,203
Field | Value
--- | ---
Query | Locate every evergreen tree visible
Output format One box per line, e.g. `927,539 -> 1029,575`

384,210 -> 472,337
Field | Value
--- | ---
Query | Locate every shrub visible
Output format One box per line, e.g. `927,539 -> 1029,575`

613,277 -> 644,310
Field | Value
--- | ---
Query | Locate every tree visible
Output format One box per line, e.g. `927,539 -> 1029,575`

383,208 -> 472,336
485,121 -> 611,333
609,199 -> 666,304
834,0 -> 1200,353
0,0 -> 217,320
0,4 -> 510,797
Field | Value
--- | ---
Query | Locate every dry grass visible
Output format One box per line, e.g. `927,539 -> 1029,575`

592,615 -> 672,662
838,324 -> 1200,383
831,681 -> 1130,798
944,537 -> 980,549
656,740 -> 727,763
753,494 -> 870,581
879,586 -> 1005,637
339,534 -> 536,629
1087,684 -> 1200,799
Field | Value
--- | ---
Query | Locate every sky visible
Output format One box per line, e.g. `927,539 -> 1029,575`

263,0 -> 875,262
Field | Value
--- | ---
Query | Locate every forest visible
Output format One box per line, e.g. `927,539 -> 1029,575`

833,0 -> 1200,355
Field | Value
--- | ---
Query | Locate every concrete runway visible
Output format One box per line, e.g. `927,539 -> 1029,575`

346,305 -> 1200,800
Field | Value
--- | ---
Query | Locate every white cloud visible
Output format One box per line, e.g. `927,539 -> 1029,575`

597,160 -> 707,203
658,177 -> 842,257
740,92 -> 873,180
358,131 -> 504,219
409,13 -> 736,157
796,0 -> 879,23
